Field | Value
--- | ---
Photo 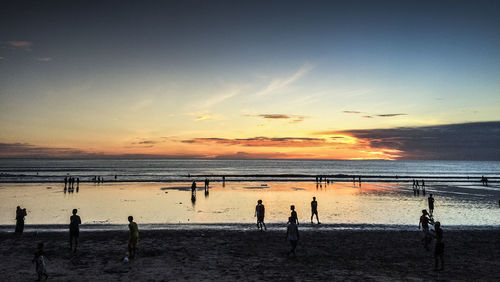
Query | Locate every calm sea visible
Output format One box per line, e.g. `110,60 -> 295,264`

0,159 -> 499,183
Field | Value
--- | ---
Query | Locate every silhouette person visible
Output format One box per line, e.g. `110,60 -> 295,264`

191,181 -> 197,196
32,242 -> 49,281
255,200 -> 267,231
289,205 -> 299,225
286,217 -> 299,256
76,177 -> 80,187
64,177 -> 68,187
69,209 -> 81,252
128,216 -> 139,259
15,206 -> 27,235
310,197 -> 320,224
419,209 -> 432,250
428,194 -> 435,216
432,221 -> 444,271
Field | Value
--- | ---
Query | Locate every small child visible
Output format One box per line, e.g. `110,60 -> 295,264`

32,242 -> 48,281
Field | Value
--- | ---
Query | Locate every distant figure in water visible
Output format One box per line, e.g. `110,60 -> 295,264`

128,216 -> 139,259
286,216 -> 299,257
419,209 -> 432,250
191,181 -> 197,195
114,175 -> 117,180
32,242 -> 49,281
428,194 -> 435,215
255,199 -> 266,231
76,177 -> 80,187
310,197 -> 320,224
432,221 -> 444,271
15,206 -> 27,235
204,178 -> 209,190
289,205 -> 299,225
69,209 -> 81,252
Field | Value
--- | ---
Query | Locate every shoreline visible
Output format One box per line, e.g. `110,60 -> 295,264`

2,223 -> 500,233
0,177 -> 499,183
1,229 -> 499,280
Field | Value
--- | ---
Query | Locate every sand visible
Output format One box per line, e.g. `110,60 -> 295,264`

1,227 -> 499,281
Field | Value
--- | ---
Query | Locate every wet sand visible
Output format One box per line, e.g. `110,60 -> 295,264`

1,228 -> 499,281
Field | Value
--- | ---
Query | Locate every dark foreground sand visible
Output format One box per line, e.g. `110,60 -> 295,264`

1,228 -> 499,281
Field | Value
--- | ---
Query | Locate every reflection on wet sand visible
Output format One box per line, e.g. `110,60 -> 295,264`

0,181 -> 499,226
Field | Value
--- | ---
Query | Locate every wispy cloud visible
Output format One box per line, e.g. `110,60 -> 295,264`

246,114 -> 309,123
7,41 -> 32,50
182,137 -> 332,147
130,97 -> 154,111
375,113 -> 407,117
199,87 -> 241,109
196,114 -> 212,121
0,56 -> 4,60
256,62 -> 314,96
342,110 -> 407,118
36,57 -> 52,62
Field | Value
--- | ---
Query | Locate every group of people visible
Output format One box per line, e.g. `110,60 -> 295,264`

418,208 -> 444,271
92,176 -> 105,183
254,197 -> 321,256
412,179 -> 426,196
480,176 -> 489,186
23,206 -> 137,281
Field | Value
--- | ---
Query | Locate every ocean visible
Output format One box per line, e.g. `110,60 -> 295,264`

0,159 -> 499,228
1,159 -> 499,183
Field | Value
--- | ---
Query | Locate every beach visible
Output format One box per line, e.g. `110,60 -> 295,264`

1,228 -> 499,281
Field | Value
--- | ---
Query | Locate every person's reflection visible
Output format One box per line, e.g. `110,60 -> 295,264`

191,194 -> 196,206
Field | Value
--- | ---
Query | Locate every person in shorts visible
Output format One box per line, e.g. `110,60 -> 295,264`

419,209 -> 432,250
255,200 -> 266,231
69,209 -> 81,252
286,217 -> 299,256
128,216 -> 139,259
432,221 -> 444,271
310,197 -> 320,224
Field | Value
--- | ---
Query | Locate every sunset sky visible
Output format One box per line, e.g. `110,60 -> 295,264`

1,0 -> 499,160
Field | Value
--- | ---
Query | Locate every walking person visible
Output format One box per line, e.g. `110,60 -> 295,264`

432,221 -> 444,271
69,209 -> 81,252
255,200 -> 266,231
428,194 -> 435,216
128,216 -> 139,259
286,217 -> 299,256
310,197 -> 320,224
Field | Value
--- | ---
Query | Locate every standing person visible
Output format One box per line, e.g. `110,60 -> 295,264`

128,216 -> 139,259
64,177 -> 68,187
76,178 -> 80,187
286,217 -> 300,256
428,194 -> 435,216
290,205 -> 299,225
419,209 -> 432,250
432,221 -> 444,271
204,178 -> 209,189
15,206 -> 27,234
310,197 -> 320,224
32,242 -> 49,281
191,181 -> 197,196
69,209 -> 81,252
255,200 -> 266,231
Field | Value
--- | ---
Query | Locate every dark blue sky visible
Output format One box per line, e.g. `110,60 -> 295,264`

1,0 -> 499,159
